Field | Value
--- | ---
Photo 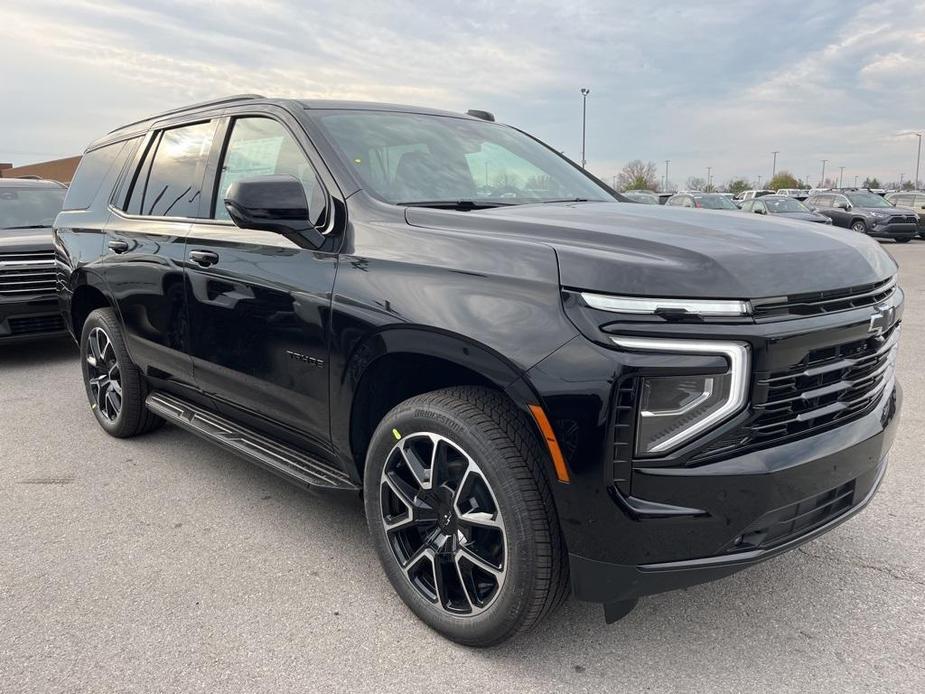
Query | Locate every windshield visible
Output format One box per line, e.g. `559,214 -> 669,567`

765,197 -> 810,213
846,192 -> 891,208
0,186 -> 66,229
311,110 -> 614,206
695,194 -> 737,210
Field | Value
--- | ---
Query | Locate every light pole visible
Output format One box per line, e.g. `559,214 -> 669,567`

839,166 -> 845,188
580,88 -> 590,170
664,160 -> 670,191
757,175 -> 762,188
820,159 -> 828,187
854,175 -> 858,187
771,151 -> 779,181
915,133 -> 922,189
706,166 -> 712,191
900,173 -> 905,188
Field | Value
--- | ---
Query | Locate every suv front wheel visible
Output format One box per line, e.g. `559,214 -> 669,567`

363,386 -> 568,646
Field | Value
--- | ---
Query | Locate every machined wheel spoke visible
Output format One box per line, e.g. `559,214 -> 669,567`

458,510 -> 502,530
457,545 -> 503,577
383,470 -> 417,511
452,554 -> 478,613
400,440 -> 432,489
105,388 -> 122,417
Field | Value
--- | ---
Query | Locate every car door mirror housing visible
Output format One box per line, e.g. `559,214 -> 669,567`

223,175 -> 325,248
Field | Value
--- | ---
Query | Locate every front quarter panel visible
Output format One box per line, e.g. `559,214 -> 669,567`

330,202 -> 579,464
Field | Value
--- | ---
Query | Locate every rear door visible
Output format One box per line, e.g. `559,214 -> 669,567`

184,110 -> 338,451
104,119 -> 218,398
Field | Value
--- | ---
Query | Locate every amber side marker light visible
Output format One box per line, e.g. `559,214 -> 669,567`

528,404 -> 571,483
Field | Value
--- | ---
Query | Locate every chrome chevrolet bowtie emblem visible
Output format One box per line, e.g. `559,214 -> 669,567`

869,305 -> 895,335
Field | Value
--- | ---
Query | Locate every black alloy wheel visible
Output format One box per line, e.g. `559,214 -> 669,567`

379,432 -> 507,615
85,326 -> 123,422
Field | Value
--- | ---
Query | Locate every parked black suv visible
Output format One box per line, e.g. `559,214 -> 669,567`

806,189 -> 918,241
1,178 -> 67,342
56,96 -> 903,646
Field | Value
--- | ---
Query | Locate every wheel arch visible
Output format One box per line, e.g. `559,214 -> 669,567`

68,270 -> 115,339
334,327 -> 548,481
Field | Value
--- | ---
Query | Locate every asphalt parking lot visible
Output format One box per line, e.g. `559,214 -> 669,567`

1,245 -> 923,694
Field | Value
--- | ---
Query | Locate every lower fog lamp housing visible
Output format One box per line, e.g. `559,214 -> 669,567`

610,337 -> 750,455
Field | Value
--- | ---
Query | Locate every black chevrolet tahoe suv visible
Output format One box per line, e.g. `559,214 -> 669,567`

1,178 -> 67,342
56,95 -> 903,646
806,189 -> 918,242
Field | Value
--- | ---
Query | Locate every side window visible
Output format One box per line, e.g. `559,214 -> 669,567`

754,201 -> 766,213
816,195 -> 832,207
741,200 -> 753,212
126,121 -> 215,218
64,138 -> 139,211
213,117 -> 326,227
666,196 -> 680,206
682,197 -> 694,208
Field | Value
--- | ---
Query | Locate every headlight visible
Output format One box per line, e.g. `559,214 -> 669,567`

611,337 -> 750,455
870,211 -> 888,219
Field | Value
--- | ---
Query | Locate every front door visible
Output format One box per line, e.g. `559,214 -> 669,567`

185,114 -> 336,450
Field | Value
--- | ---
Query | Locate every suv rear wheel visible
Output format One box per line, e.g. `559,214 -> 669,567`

364,386 -> 568,646
80,308 -> 162,438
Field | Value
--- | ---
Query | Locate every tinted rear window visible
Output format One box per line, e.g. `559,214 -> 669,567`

64,140 -> 134,211
126,121 -> 216,218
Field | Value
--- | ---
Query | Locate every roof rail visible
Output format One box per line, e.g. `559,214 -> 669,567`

109,94 -> 266,134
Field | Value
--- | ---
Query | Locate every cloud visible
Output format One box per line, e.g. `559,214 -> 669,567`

1,0 -> 923,187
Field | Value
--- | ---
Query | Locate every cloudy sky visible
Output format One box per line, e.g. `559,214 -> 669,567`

2,0 -> 924,188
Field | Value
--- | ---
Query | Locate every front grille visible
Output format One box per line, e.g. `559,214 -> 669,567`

691,323 -> 899,462
725,479 -> 856,552
0,250 -> 57,297
751,277 -> 896,320
752,323 -> 898,441
888,215 -> 917,225
8,314 -> 65,335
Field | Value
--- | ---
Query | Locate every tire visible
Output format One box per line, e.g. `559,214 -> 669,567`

895,237 -> 912,243
851,220 -> 868,233
364,386 -> 568,646
80,307 -> 162,438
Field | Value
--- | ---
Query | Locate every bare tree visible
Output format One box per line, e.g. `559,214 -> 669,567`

616,160 -> 659,191
685,176 -> 706,191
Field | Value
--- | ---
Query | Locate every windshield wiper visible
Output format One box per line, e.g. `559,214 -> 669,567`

537,198 -> 593,204
397,200 -> 515,211
2,224 -> 52,230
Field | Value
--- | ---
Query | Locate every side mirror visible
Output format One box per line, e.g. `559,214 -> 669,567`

224,175 -> 325,248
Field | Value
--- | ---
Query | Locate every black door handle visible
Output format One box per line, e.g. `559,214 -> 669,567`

107,239 -> 130,254
189,249 -> 220,267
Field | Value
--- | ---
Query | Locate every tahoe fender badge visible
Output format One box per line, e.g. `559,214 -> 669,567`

286,350 -> 325,368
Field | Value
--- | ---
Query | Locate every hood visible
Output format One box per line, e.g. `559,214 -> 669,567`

405,202 -> 896,299
775,211 -> 830,223
0,227 -> 55,252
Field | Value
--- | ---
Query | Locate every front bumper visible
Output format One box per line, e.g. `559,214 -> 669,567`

869,222 -> 916,240
568,382 -> 900,603
0,295 -> 66,343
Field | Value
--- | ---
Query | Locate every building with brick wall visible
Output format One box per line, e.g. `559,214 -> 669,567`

0,156 -> 82,183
